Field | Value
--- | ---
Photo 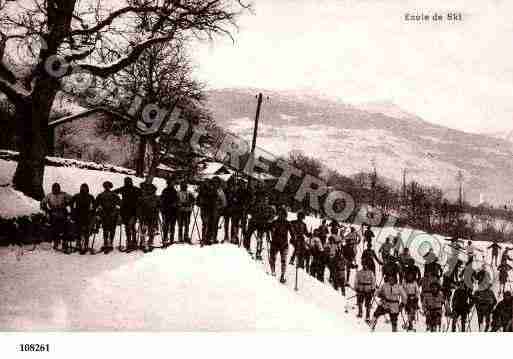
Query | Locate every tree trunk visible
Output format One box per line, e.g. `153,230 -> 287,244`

13,80 -> 59,200
12,103 -> 47,200
136,136 -> 147,177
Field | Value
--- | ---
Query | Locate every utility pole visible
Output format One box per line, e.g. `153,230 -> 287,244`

370,158 -> 377,207
247,93 -> 263,190
402,168 -> 407,204
456,170 -> 464,207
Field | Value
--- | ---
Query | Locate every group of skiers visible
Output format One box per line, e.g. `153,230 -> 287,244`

259,211 -> 513,332
41,177 -> 197,254
39,176 -> 513,332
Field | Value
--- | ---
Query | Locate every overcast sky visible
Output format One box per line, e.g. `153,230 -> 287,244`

192,0 -> 513,134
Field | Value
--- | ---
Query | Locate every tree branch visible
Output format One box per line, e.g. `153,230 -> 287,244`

76,34 -> 175,78
70,5 -> 163,36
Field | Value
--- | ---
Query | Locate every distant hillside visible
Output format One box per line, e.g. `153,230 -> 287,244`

205,88 -> 513,205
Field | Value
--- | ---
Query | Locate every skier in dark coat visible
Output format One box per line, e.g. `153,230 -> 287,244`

290,212 -> 310,268
160,177 -> 178,246
491,291 -> 513,332
422,281 -> 445,332
344,227 -> 360,283
361,241 -> 382,276
70,183 -> 96,254
424,252 -> 443,282
450,281 -> 472,332
269,207 -> 294,283
96,181 -> 121,254
177,181 -> 195,244
244,192 -> 274,258
206,176 -> 227,245
137,182 -> 160,252
228,178 -> 245,244
498,260 -> 512,296
403,257 -> 422,284
113,177 -> 141,251
333,243 -> 347,296
196,179 -> 214,245
403,268 -> 420,331
382,256 -> 400,283
363,223 -> 375,247
354,261 -> 376,320
317,219 -> 329,246
41,182 -> 72,252
473,285 -> 497,332
488,240 -> 501,267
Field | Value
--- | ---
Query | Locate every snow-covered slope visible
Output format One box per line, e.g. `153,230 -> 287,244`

0,244 -> 363,331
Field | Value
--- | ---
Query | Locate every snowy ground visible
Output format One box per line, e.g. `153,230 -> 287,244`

0,243 -> 364,332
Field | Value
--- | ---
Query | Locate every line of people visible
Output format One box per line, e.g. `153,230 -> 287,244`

41,178 -> 199,254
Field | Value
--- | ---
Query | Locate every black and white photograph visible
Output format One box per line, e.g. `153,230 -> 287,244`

1,0 -> 513,356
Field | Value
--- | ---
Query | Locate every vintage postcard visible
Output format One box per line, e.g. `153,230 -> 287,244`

1,0 -> 512,356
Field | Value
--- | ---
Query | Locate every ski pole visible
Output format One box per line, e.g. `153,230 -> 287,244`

467,307 -> 475,332
191,206 -> 200,244
294,246 -> 299,291
117,222 -> 123,251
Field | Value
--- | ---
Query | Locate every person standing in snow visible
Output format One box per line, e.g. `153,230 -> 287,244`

96,181 -> 121,254
424,251 -> 443,281
392,233 -> 404,258
41,182 -> 72,252
422,281 -> 445,332
398,247 -> 413,283
333,242 -> 347,296
160,177 -> 178,246
370,275 -> 407,332
490,291 -> 513,332
317,219 -> 329,246
206,176 -> 227,245
177,181 -> 195,244
70,183 -> 96,254
290,212 -> 310,268
269,207 -> 294,283
323,226 -> 340,283
466,239 -> 475,265
196,179 -> 213,245
244,192 -> 274,258
137,182 -> 160,252
325,235 -> 339,286
227,178 -> 244,244
403,269 -> 420,331
382,256 -> 400,284
113,177 -> 141,251
498,259 -> 512,296
450,281 -> 472,332
488,240 -> 501,267
363,223 -> 375,247
473,284 -> 497,332
309,228 -> 324,280
354,261 -> 376,321
501,247 -> 513,265
344,226 -> 361,281
379,236 -> 393,263
361,241 -> 382,276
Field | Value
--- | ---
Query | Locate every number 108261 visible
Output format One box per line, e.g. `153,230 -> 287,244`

19,344 -> 50,352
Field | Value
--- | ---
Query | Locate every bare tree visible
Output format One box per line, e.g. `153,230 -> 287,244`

0,0 -> 251,199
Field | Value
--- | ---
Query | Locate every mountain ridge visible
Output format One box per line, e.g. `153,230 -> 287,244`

205,88 -> 513,206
